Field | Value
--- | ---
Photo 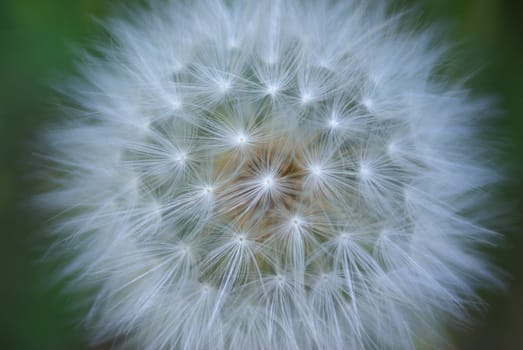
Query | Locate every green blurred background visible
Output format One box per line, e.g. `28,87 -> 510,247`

0,0 -> 521,349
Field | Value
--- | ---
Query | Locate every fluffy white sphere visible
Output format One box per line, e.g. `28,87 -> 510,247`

40,1 -> 501,349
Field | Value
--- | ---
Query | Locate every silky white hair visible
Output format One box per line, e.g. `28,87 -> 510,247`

39,1 -> 502,349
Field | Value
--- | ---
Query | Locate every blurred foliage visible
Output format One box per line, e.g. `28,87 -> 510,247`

0,0 -> 521,349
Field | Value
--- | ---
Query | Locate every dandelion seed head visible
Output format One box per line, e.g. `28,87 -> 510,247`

39,1 -> 502,349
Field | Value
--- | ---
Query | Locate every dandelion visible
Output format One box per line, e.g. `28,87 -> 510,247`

39,1 -> 501,349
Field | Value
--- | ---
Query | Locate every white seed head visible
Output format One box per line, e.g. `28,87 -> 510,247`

39,1 -> 502,349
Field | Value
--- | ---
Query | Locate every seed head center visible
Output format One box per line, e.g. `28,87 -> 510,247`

214,140 -> 309,231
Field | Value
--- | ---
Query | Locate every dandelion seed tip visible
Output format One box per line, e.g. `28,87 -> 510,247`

174,151 -> 187,163
236,133 -> 248,145
387,141 -> 397,155
328,118 -> 339,129
362,97 -> 374,111
266,83 -> 279,97
262,175 -> 274,187
171,99 -> 182,111
339,231 -> 349,239
217,79 -> 232,93
310,165 -> 323,176
291,215 -> 303,227
228,38 -> 238,49
318,58 -> 331,70
172,61 -> 184,73
235,232 -> 247,244
300,92 -> 313,105
359,163 -> 372,178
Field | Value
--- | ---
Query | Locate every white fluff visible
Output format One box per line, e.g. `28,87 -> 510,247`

40,0 -> 501,349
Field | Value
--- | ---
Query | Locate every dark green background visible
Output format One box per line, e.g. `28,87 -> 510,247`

1,0 -> 521,349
